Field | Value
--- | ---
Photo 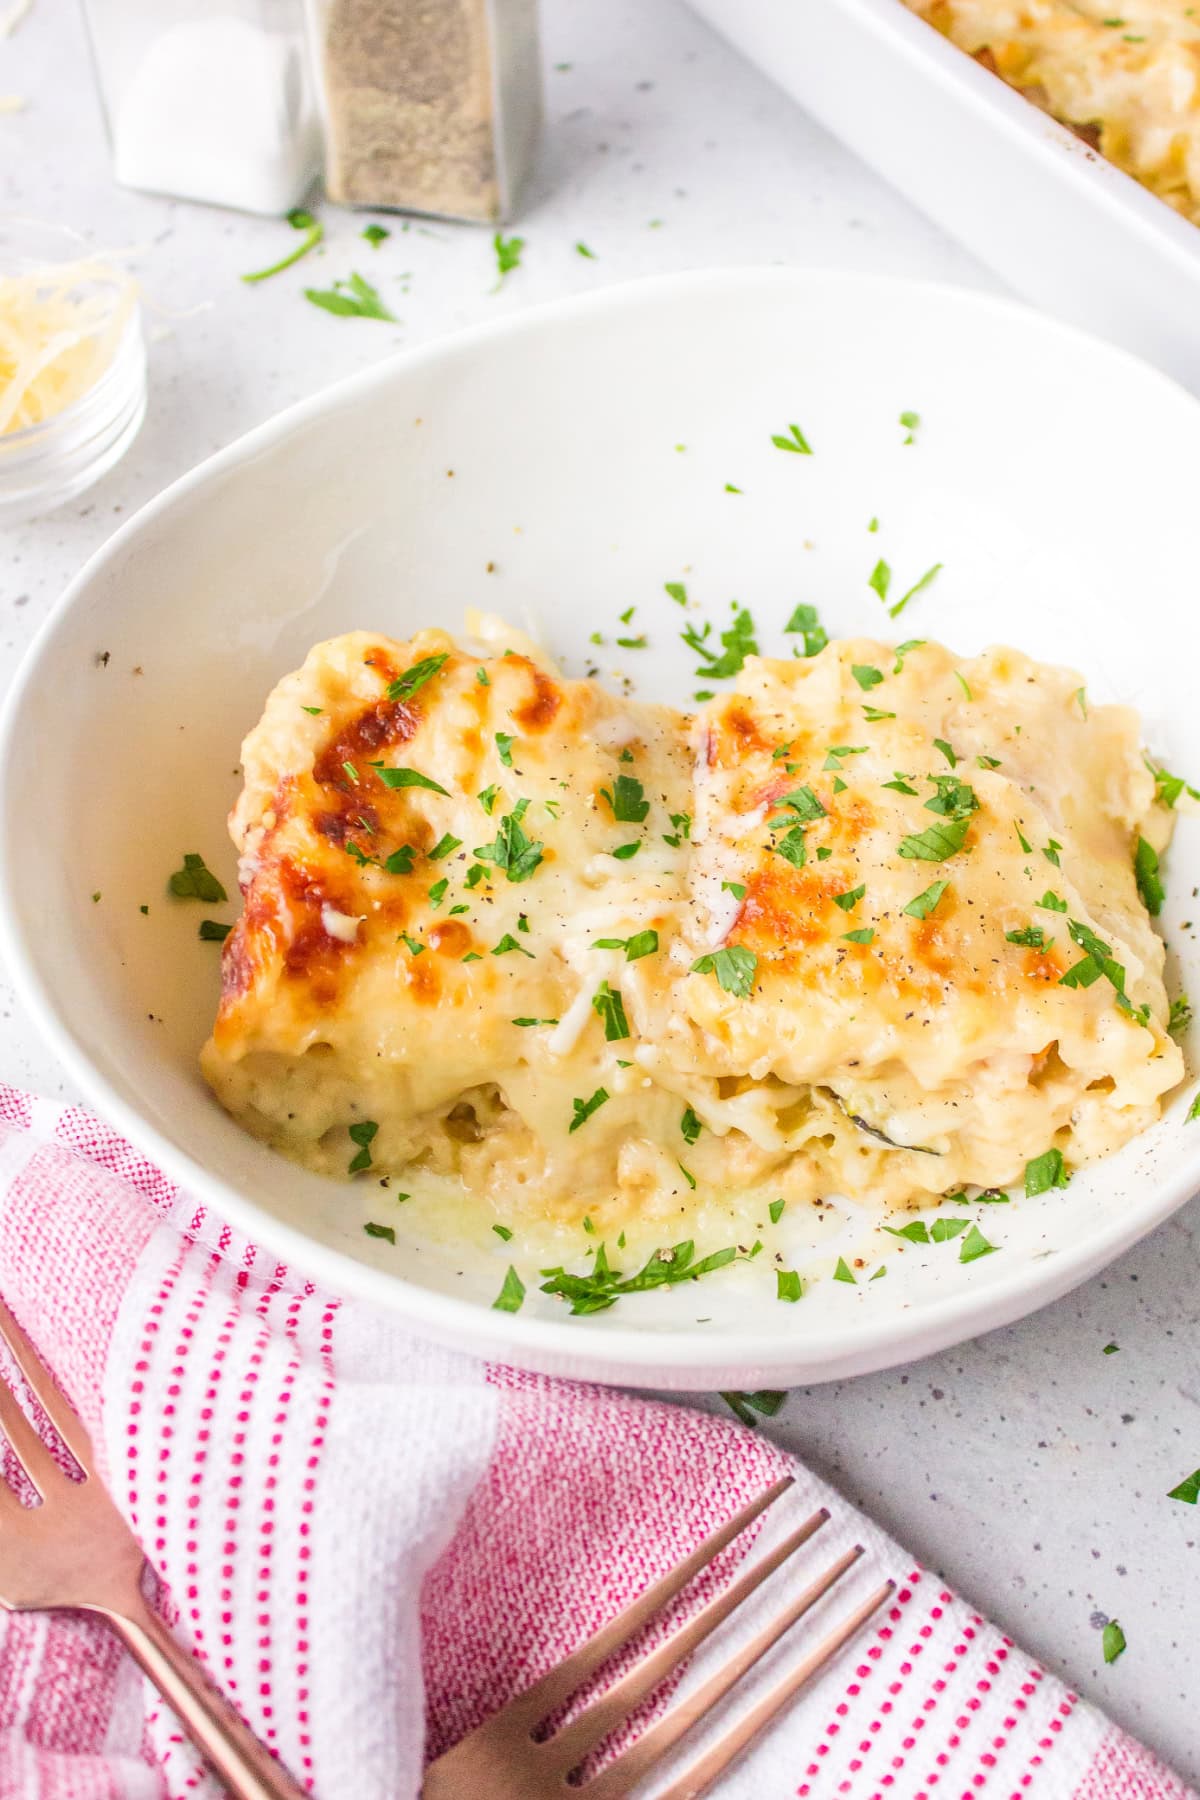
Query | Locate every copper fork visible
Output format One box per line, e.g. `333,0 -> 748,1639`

424,1475 -> 893,1799
0,1295 -> 305,1800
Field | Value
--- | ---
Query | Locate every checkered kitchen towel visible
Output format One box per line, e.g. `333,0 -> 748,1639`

0,1085 -> 1191,1800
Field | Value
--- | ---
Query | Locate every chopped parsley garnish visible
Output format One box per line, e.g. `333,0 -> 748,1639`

363,1221 -> 395,1243
930,1217 -> 969,1241
833,1257 -> 856,1284
725,483 -> 742,494
868,560 -> 891,604
663,810 -> 691,848
690,944 -> 758,997
771,785 -> 826,822
680,1105 -> 702,1145
369,763 -> 450,795
363,223 -> 389,247
884,1219 -> 929,1243
1006,925 -> 1049,949
833,883 -> 865,912
685,606 -> 758,681
464,863 -> 488,889
428,877 -> 449,907
1134,836 -> 1164,915
492,1223 -> 513,1240
383,846 -> 416,875
897,817 -> 971,861
305,271 -> 396,321
476,667 -> 490,685
862,705 -> 896,722
1043,838 -> 1063,868
1015,824 -> 1034,854
386,653 -> 448,702
784,602 -> 827,656
169,853 -> 228,903
1025,1148 -> 1069,1196
617,634 -> 648,649
493,232 -> 524,280
771,825 -> 808,866
1102,1341 -> 1119,1354
576,240 -> 597,258
893,639 -> 925,674
302,705 -> 323,715
611,842 -> 640,860
495,731 -> 515,766
851,663 -> 884,691
1102,1620 -> 1126,1665
1148,762 -> 1200,809
542,1238 -> 747,1315
1038,890 -> 1067,912
899,409 -> 919,443
593,928 -> 659,960
569,1087 -> 610,1132
601,773 -> 650,823
475,799 -> 544,882
428,833 -> 462,862
1188,1092 -> 1200,1123
512,1016 -> 558,1027
953,671 -> 973,701
665,580 -> 687,605
492,933 -> 534,958
592,981 -> 631,1041
823,745 -> 868,770
890,562 -> 942,619
1059,918 -> 1148,1018
769,1198 -> 786,1224
721,1390 -> 787,1427
924,775 -> 978,820
933,738 -> 957,767
399,931 -> 424,956
903,879 -> 949,920
777,1270 -> 804,1302
677,1161 -> 697,1190
722,880 -> 747,900
771,422 -> 813,455
492,1265 -> 526,1313
1167,1468 -> 1200,1504
883,774 -> 918,796
842,927 -> 874,945
198,919 -> 232,942
242,208 -> 324,283
958,1224 -> 997,1263
1169,996 -> 1192,1035
977,754 -> 1001,770
348,1119 -> 379,1174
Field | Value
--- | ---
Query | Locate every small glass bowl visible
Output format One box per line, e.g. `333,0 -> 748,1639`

0,220 -> 147,523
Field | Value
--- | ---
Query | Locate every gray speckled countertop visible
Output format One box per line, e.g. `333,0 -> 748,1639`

2,0 -> 1197,1782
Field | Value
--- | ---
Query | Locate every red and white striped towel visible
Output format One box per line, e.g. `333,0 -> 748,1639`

0,1084 -> 1191,1800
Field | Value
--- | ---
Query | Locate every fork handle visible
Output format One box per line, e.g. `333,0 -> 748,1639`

108,1600 -> 308,1800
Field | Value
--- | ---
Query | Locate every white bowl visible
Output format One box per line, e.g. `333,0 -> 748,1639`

1,269 -> 1197,1390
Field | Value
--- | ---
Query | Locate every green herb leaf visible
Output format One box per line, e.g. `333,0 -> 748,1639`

903,879 -> 949,920
883,774 -> 918,796
1015,824 -> 1033,854
369,763 -> 450,795
721,880 -> 747,900
493,1223 -> 513,1240
897,817 -> 971,861
364,1220 -> 395,1243
198,919 -> 231,942
492,933 -> 534,958
777,1269 -> 805,1302
569,1087 -> 610,1133
833,1256 -> 857,1284
1025,1148 -> 1070,1196
772,785 -> 826,822
512,1017 -> 558,1027
1149,762 -> 1200,809
1169,996 -> 1192,1035
851,663 -> 884,691
383,846 -> 417,875
893,639 -> 925,675
302,705 -> 323,715
686,606 -> 758,681
784,602 -> 827,656
690,944 -> 758,998
475,799 -> 545,882
495,731 -> 515,767
833,883 -> 866,912
575,240 -> 597,258
930,1216 -> 969,1241
242,208 -> 324,283
720,1390 -> 787,1427
1043,838 -> 1063,868
842,927 -> 875,945
1006,925 -> 1049,949
1134,836 -> 1164,916
890,562 -> 943,619
977,754 -> 1001,770
492,1265 -> 526,1312
348,1119 -> 379,1174
868,560 -> 891,604
611,842 -> 640,861
899,408 -> 919,442
680,1105 -> 702,1145
772,421 -> 813,454
1167,1468 -> 1200,1504
665,581 -> 688,605
884,1219 -> 929,1243
169,853 -> 228,903
959,1224 -> 997,1263
769,1198 -> 786,1224
386,654 -> 448,702
362,223 -> 389,247
305,271 -> 396,321
1102,1620 -> 1126,1664
493,232 -> 524,279
924,775 -> 978,820
592,980 -> 631,1042
601,773 -> 650,823
933,738 -> 958,767
1038,890 -> 1068,912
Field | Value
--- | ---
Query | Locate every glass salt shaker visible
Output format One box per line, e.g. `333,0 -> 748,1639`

81,0 -> 322,215
305,0 -> 542,223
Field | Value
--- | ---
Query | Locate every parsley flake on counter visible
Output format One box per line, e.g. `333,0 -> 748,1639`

665,581 -> 688,605
724,483 -> 742,494
575,240 -> 597,258
495,731 -> 515,766
833,1257 -> 856,1284
1007,925 -> 1049,949
569,1087 -> 610,1133
833,883 -> 865,912
898,817 -> 971,861
387,653 -> 448,702
769,1198 -> 786,1224
363,223 -> 389,247
1038,890 -> 1067,912
370,763 -> 449,795
899,409 -> 919,443
1102,1620 -> 1126,1665
784,602 -> 827,657
305,271 -> 396,321
777,1269 -> 805,1302
1102,1341 -> 1119,1355
851,663 -> 884,691
592,980 -> 631,1041
721,1390 -> 787,1427
903,879 -> 949,920
199,920 -> 232,942
475,799 -> 544,882
771,421 -> 813,455
690,944 -> 758,997
842,927 -> 875,945
363,1220 -> 395,1243
347,1119 -> 379,1174
492,1265 -> 526,1313
1025,1148 -> 1070,1195
242,208 -> 324,283
492,232 -> 524,281
169,853 -> 228,904
1134,836 -> 1164,915
601,773 -> 650,823
868,559 -> 891,604
1167,1468 -> 1200,1504
681,1106 -> 702,1145
890,562 -> 942,619
958,1224 -> 997,1263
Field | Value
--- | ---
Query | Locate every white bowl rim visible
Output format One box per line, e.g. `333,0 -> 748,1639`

3,264 -> 1199,1379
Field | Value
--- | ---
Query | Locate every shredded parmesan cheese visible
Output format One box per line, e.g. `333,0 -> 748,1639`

0,255 -> 137,437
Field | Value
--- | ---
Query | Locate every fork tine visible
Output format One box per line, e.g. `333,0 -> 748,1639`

498,1477 -> 796,1730
652,1580 -> 896,1800
580,1547 -> 870,1800
538,1507 -> 828,1776
0,1297 -> 95,1479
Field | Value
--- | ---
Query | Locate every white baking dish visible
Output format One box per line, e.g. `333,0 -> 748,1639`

683,0 -> 1200,391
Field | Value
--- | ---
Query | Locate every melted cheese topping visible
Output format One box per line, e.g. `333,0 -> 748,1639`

905,0 -> 1200,225
201,625 -> 1183,1232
